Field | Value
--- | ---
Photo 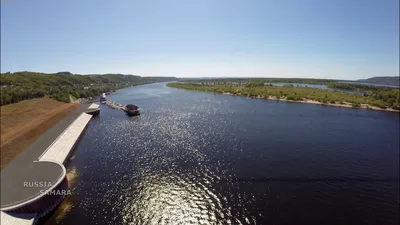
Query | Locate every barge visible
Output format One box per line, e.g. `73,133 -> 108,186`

125,104 -> 140,116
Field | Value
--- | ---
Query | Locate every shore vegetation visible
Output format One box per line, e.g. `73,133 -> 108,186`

0,71 -> 176,106
167,82 -> 400,111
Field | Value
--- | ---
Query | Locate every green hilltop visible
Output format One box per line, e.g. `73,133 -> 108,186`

0,71 -> 176,105
357,76 -> 399,86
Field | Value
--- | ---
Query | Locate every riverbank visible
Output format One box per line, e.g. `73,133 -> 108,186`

242,93 -> 399,112
167,83 -> 400,112
1,103 -> 98,225
36,82 -> 400,225
0,98 -> 79,169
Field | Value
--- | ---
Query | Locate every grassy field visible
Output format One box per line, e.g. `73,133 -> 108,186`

1,98 -> 79,169
167,82 -> 400,112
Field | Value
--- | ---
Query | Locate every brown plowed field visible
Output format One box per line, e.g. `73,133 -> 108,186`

1,98 -> 78,169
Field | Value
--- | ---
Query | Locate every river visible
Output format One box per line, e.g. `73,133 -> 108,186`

39,82 -> 399,225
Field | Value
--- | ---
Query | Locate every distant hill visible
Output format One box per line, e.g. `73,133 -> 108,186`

357,76 -> 399,86
0,71 -> 177,105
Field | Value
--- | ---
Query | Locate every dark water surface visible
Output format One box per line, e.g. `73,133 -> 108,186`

40,82 -> 399,225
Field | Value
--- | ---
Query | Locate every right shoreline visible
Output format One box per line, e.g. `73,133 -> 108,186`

170,86 -> 400,113
257,95 -> 400,112
227,93 -> 400,112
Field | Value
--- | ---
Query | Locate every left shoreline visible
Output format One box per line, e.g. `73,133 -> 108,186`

1,99 -> 80,169
1,103 -> 99,225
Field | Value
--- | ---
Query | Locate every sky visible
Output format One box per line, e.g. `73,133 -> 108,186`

1,0 -> 399,79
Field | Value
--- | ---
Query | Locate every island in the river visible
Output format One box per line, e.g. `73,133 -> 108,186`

167,78 -> 400,112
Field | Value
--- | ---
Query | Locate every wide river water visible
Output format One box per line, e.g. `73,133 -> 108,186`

40,82 -> 399,225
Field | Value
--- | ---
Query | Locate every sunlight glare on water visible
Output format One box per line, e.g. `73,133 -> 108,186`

39,83 -> 399,225
122,174 -> 227,225
117,99 -> 245,225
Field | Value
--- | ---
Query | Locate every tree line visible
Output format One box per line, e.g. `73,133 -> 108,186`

167,81 -> 400,110
326,82 -> 400,109
0,71 -> 176,106
179,78 -> 337,85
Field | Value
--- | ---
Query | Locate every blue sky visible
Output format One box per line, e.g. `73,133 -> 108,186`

1,0 -> 399,79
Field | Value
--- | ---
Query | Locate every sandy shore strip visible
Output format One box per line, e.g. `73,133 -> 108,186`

220,92 -> 400,112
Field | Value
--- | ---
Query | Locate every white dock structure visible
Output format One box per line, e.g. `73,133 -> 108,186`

0,212 -> 36,225
38,113 -> 93,164
1,111 -> 95,225
88,103 -> 100,109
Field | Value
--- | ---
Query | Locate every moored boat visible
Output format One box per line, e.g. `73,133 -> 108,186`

125,104 -> 140,116
100,93 -> 107,103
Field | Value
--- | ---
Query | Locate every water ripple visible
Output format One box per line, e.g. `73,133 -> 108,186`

40,83 -> 399,225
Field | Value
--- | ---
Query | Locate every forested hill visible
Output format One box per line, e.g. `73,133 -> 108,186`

357,76 -> 399,86
0,71 -> 176,105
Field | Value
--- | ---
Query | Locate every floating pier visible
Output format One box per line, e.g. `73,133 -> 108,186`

104,100 -> 140,116
38,113 -> 93,164
1,104 -> 100,225
104,100 -> 127,110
